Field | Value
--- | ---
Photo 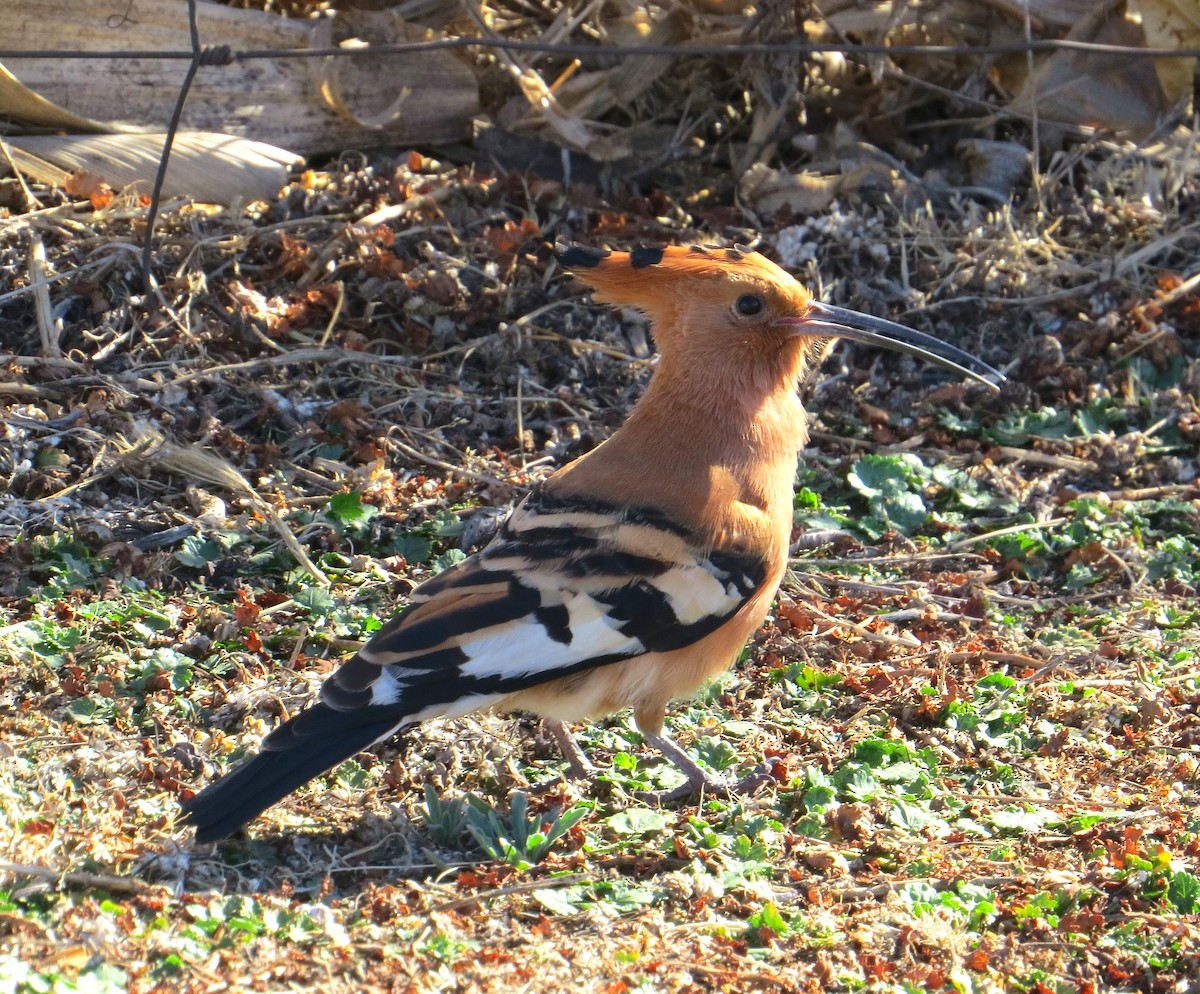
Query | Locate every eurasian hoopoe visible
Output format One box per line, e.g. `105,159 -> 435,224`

180,243 -> 1002,842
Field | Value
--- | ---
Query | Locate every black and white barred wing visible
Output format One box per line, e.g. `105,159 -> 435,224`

316,491 -> 768,729
179,492 -> 767,842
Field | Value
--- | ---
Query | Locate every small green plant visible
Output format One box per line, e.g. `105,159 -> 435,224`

605,807 -> 668,838
846,453 -> 930,535
942,672 -> 1032,750
840,453 -> 1017,540
1167,869 -> 1200,914
771,662 -> 842,693
1013,890 -> 1075,929
420,784 -> 468,845
333,759 -> 370,790
466,792 -> 589,869
27,537 -> 103,594
326,491 -> 380,528
415,931 -> 478,964
185,895 -> 270,946
531,878 -> 665,917
26,620 -> 84,668
747,900 -> 793,942
693,735 -> 738,772
901,880 -> 999,931
1115,841 -> 1200,914
128,647 -> 195,692
176,535 -> 225,568
598,750 -> 658,793
293,586 -> 336,616
985,806 -> 1063,837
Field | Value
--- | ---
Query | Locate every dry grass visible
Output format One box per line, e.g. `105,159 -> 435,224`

3,3 -> 1200,992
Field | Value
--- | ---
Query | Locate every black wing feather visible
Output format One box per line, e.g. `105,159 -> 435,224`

180,488 -> 769,841
179,706 -> 409,843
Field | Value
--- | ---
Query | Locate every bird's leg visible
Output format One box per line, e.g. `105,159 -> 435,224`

543,718 -> 596,780
644,729 -> 722,798
639,729 -> 774,803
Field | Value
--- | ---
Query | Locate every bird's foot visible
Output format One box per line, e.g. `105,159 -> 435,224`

529,719 -> 596,794
534,721 -> 774,803
633,765 -> 775,804
633,731 -> 774,804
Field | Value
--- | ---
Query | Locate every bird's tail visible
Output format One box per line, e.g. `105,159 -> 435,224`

178,703 -> 404,843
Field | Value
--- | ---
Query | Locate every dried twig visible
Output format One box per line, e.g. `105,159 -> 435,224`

788,598 -> 922,649
0,861 -> 167,896
387,433 -> 521,491
945,517 -> 1068,553
424,872 -> 590,913
123,425 -> 332,586
29,234 -> 61,358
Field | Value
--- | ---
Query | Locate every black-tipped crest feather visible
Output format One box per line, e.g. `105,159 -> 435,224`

556,243 -> 611,268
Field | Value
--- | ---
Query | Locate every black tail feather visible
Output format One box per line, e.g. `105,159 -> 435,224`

179,704 -> 405,843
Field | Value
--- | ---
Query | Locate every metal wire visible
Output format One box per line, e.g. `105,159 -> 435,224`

2,37 -> 1200,61
4,15 -> 1193,295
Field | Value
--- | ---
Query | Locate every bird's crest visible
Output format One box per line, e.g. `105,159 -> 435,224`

556,243 -> 805,310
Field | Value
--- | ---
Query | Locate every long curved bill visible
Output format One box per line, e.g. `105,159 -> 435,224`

781,301 -> 1006,391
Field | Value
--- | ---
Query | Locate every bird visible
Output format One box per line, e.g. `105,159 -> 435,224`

179,242 -> 1003,843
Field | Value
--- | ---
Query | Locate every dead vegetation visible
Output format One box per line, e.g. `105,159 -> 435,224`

2,2 -> 1200,992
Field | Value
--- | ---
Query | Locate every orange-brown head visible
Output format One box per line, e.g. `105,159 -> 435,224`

557,243 -> 1003,391
558,243 -> 817,372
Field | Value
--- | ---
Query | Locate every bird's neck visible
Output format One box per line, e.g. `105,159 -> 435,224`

549,350 -> 809,551
623,356 -> 808,469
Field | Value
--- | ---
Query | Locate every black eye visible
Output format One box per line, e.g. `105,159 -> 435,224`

735,294 -> 764,316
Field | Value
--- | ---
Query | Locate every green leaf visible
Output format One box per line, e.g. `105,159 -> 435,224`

138,648 -> 194,691
421,784 -> 467,845
1125,355 -> 1186,391
937,410 -> 980,435
794,487 -> 821,512
328,491 -> 379,525
986,407 -> 1075,445
840,768 -> 882,801
801,768 -> 836,813
294,587 -> 335,616
772,662 -> 842,691
984,806 -> 1062,835
847,454 -> 921,497
432,549 -> 468,573
853,738 -> 912,767
532,887 -> 583,916
749,901 -> 790,937
36,446 -> 70,468
888,799 -> 948,832
334,759 -> 369,789
871,489 -> 928,532
722,720 -> 758,737
845,455 -> 933,534
1168,870 -> 1200,913
66,698 -> 115,725
612,752 -> 639,773
990,531 -> 1049,560
607,808 -> 667,836
391,532 -> 434,564
176,537 -> 223,568
875,762 -> 928,786
590,880 -> 661,912
465,793 -> 588,867
432,511 -> 465,538
693,736 -> 738,771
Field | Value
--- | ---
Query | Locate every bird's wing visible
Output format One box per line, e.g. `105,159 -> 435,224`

181,490 -> 771,842
302,488 -> 769,740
